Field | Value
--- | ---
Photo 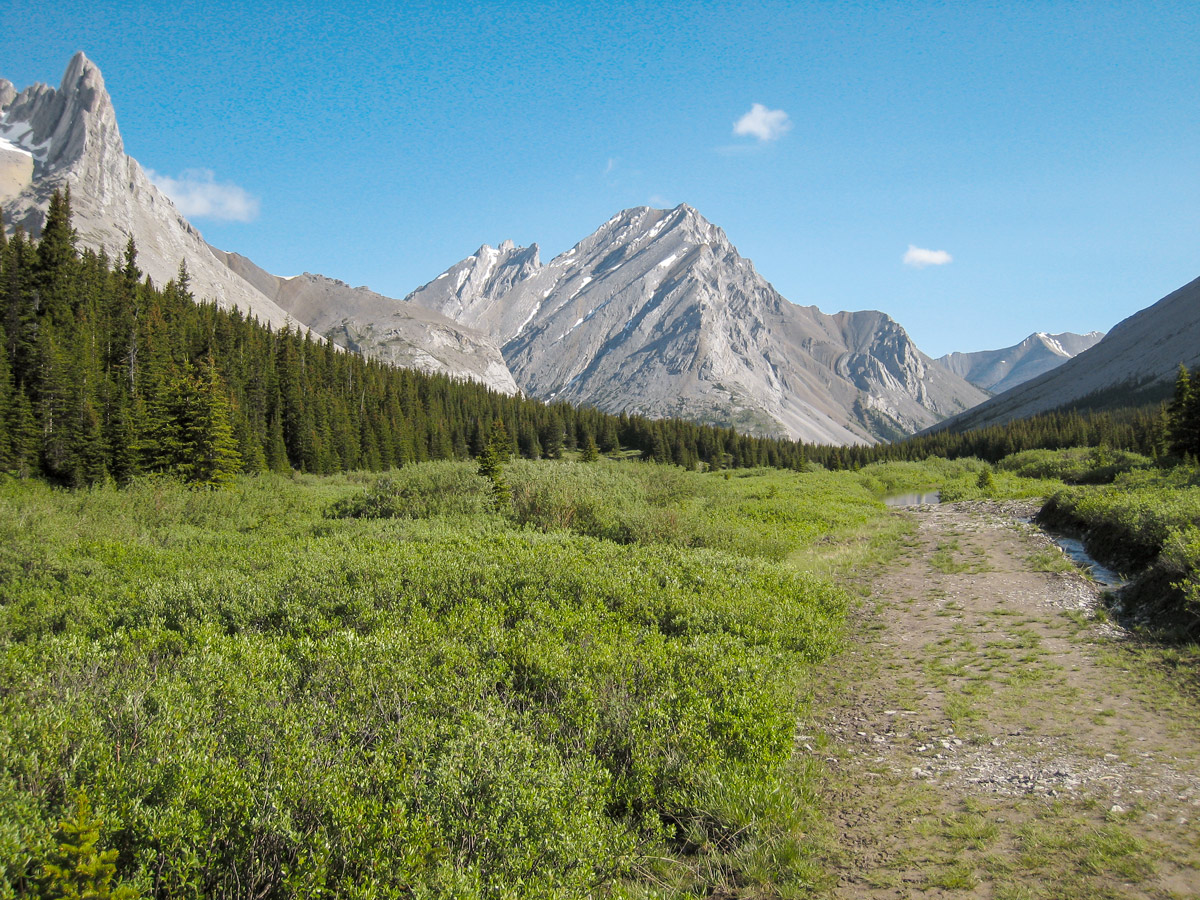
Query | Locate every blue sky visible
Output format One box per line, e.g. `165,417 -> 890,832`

6,0 -> 1200,356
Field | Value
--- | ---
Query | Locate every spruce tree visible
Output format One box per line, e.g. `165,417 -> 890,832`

8,389 -> 39,477
1168,364 -> 1198,458
34,189 -> 80,326
39,792 -> 140,899
478,419 -> 512,508
184,360 -> 242,486
580,433 -> 601,462
1187,366 -> 1200,459
0,325 -> 11,469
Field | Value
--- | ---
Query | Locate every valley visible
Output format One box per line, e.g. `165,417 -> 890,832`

3,449 -> 1200,897
3,32 -> 1200,900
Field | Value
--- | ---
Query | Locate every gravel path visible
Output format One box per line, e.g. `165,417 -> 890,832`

809,501 -> 1200,899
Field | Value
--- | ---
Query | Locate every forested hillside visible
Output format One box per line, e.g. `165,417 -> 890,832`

0,192 -> 816,486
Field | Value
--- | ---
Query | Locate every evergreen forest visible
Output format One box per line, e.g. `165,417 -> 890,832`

0,193 -> 839,487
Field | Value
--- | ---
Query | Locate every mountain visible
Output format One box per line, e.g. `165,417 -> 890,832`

1,54 -> 984,440
0,52 -> 300,331
0,53 -> 518,394
212,250 -> 519,394
938,331 -> 1105,394
406,205 -> 988,443
934,275 -> 1200,432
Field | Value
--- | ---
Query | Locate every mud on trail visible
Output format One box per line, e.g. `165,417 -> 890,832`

807,501 -> 1200,899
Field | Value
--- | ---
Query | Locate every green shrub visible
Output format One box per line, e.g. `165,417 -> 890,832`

998,447 -> 1153,484
326,463 -> 494,519
0,467 -> 855,898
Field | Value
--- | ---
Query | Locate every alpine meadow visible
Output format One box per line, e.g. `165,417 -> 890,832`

6,8 -> 1200,897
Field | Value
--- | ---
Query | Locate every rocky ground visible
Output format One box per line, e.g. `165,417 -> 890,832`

808,501 -> 1200,898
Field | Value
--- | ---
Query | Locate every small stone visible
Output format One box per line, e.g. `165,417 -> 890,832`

1110,805 -> 1125,814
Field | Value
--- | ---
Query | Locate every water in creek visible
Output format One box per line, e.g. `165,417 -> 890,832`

1042,532 -> 1128,588
1013,516 -> 1128,588
885,493 -> 1127,588
883,491 -> 941,508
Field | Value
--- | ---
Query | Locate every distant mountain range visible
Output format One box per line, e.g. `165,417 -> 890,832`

935,276 -> 1200,432
14,52 -> 1129,445
938,331 -> 1104,395
404,205 -> 987,442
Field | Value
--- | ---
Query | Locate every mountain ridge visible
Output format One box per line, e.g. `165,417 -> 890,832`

938,331 -> 1105,394
933,276 -> 1200,432
0,53 -> 519,395
3,54 -> 990,444
406,205 -> 988,443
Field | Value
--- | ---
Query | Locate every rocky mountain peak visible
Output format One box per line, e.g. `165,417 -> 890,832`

1,54 -> 524,395
0,51 -> 119,179
937,330 -> 1107,394
407,205 -> 986,443
0,54 -> 307,334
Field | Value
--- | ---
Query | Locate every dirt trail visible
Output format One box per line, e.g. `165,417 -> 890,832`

810,500 -> 1200,899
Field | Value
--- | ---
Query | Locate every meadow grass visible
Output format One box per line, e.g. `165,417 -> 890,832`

0,458 -> 923,900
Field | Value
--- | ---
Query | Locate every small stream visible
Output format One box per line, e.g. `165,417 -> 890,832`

1017,518 -> 1128,588
883,490 -> 941,507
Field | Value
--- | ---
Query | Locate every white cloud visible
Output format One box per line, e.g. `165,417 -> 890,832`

148,168 -> 260,222
903,245 -> 953,268
733,103 -> 792,142
604,157 -> 617,175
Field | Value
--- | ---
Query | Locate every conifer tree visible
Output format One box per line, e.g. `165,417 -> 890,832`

265,407 -> 291,473
8,389 -> 39,477
0,326 -> 11,468
34,189 -> 80,326
39,792 -> 140,899
478,419 -> 512,508
176,360 -> 242,486
1167,364 -> 1199,458
580,433 -> 601,462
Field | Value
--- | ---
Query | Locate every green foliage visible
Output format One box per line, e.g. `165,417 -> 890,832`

580,433 -> 601,462
38,792 -> 139,900
1163,525 -> 1200,615
1039,467 -> 1200,569
477,419 -> 512,508
802,403 -> 1166,473
998,447 -> 1153,484
1166,364 -> 1200,459
1,200 -> 822,490
332,459 -> 893,564
328,463 -> 494,519
976,467 -> 996,492
0,465 -> 867,898
1037,465 -> 1200,637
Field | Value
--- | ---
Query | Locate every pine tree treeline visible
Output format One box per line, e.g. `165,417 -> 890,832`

802,405 -> 1167,471
6,191 -> 1189,486
0,193 -> 820,486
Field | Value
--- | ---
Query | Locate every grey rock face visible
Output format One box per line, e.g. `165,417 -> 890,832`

409,205 -> 987,443
939,331 -> 1105,394
1,54 -> 518,393
936,276 -> 1200,432
215,251 -> 519,394
403,239 -> 544,342
0,53 -> 300,332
